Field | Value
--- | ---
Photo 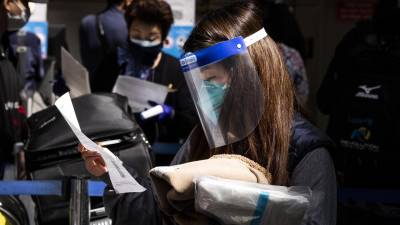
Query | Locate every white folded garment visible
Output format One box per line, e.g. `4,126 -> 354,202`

194,176 -> 311,225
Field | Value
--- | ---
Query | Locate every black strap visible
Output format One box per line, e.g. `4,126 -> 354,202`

91,14 -> 123,92
0,36 -> 8,60
15,32 -> 28,80
95,14 -> 112,54
0,44 -> 5,60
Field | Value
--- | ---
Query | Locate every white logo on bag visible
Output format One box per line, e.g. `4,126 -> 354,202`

3,101 -> 20,111
355,85 -> 381,100
39,116 -> 56,129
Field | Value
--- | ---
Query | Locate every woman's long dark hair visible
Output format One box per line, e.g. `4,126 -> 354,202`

184,1 -> 295,185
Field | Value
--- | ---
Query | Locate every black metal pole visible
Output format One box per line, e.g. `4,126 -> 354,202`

69,177 -> 90,225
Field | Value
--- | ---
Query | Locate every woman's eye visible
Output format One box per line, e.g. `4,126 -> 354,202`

205,76 -> 216,82
149,36 -> 160,42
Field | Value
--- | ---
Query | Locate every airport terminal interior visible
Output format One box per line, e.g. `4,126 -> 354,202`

0,0 -> 399,225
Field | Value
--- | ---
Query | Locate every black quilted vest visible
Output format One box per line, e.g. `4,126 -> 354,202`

288,114 -> 335,174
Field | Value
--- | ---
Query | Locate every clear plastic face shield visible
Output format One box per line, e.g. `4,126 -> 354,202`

180,28 -> 267,148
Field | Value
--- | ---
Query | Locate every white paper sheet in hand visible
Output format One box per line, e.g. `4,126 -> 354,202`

61,47 -> 91,98
112,76 -> 168,112
55,92 -> 146,193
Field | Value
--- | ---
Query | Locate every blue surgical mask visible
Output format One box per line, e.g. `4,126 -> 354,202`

198,81 -> 228,124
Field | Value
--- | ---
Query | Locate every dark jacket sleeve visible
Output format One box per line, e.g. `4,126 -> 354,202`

102,168 -> 162,225
102,133 -> 194,225
290,147 -> 337,225
79,17 -> 90,70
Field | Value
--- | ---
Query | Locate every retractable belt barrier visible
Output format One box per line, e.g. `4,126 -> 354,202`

338,188 -> 400,204
2,182 -> 400,203
0,180 -> 106,197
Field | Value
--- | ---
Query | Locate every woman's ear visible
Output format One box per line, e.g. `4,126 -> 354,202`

123,0 -> 133,9
164,38 -> 170,46
4,0 -> 13,12
4,0 -> 25,15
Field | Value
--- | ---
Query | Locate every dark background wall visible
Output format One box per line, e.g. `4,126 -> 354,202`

46,0 -> 358,129
295,0 -> 354,128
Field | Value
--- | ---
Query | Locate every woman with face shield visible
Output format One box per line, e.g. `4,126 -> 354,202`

80,1 -> 336,225
116,0 -> 197,153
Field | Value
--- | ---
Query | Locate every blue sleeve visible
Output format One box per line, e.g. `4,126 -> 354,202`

79,15 -> 99,75
26,33 -> 44,81
117,47 -> 128,67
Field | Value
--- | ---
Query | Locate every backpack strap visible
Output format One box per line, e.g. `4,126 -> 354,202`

0,43 -> 6,60
15,31 -> 29,84
95,14 -> 112,54
0,35 -> 9,60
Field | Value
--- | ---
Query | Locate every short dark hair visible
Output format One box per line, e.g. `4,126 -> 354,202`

125,0 -> 174,40
107,0 -> 124,7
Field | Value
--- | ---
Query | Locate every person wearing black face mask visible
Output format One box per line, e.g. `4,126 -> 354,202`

6,0 -> 30,32
118,0 -> 197,165
5,0 -> 44,95
120,34 -> 164,80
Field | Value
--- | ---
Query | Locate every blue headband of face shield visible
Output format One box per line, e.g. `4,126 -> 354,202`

180,28 -> 268,72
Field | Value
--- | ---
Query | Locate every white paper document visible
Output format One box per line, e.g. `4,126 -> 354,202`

112,76 -> 168,112
61,48 -> 91,98
55,92 -> 146,193
38,60 -> 55,105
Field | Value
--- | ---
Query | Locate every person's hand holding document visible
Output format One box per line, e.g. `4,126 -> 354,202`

55,92 -> 145,194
